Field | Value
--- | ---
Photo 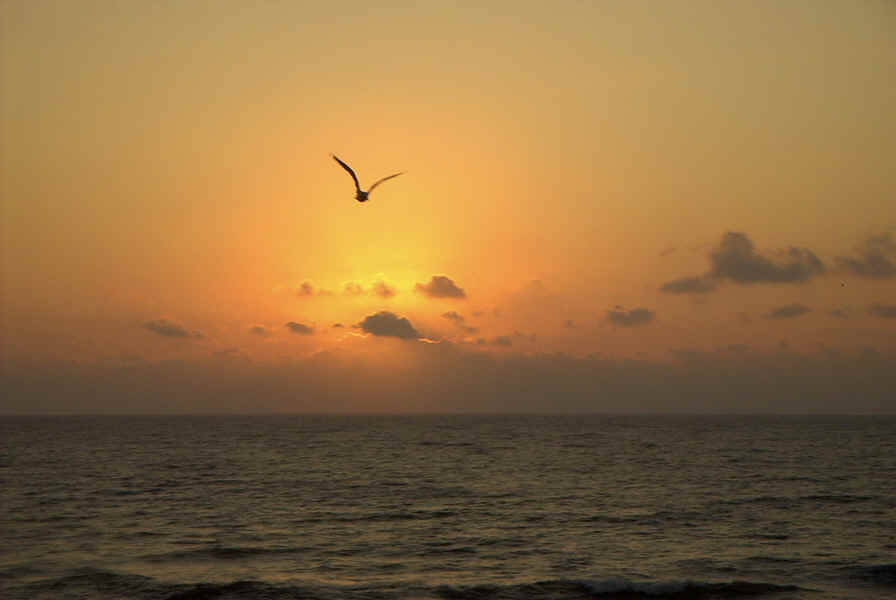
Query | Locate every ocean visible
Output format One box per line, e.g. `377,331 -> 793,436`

1,415 -> 893,599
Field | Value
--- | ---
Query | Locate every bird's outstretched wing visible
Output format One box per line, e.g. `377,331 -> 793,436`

332,154 -> 361,192
368,172 -> 404,194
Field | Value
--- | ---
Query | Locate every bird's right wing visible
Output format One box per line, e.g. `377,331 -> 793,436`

331,154 -> 361,192
368,172 -> 404,193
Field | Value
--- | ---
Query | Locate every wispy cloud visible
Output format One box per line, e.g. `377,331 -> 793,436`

659,276 -> 716,294
835,233 -> 896,278
606,307 -> 655,327
869,304 -> 896,318
372,280 -> 396,298
477,335 -> 513,347
144,319 -> 203,339
764,304 -> 811,319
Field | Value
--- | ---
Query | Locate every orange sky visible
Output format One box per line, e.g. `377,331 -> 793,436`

2,1 -> 895,413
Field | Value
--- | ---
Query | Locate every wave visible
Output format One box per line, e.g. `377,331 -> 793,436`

1,570 -> 804,600
848,563 -> 896,585
143,545 -> 310,561
436,579 -> 801,599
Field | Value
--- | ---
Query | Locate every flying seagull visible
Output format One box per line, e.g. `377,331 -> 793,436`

331,154 -> 403,203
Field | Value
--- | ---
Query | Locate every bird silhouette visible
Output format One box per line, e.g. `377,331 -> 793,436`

331,154 -> 403,202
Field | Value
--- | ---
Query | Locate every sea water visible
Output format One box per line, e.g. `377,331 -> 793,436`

1,415 -> 894,599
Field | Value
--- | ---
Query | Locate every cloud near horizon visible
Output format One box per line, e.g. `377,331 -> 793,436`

356,311 -> 421,339
835,233 -> 896,278
415,275 -> 466,299
4,345 -> 895,414
659,276 -> 716,294
144,319 -> 203,339
764,304 -> 811,319
285,321 -> 314,334
606,308 -> 655,327
869,304 -> 896,318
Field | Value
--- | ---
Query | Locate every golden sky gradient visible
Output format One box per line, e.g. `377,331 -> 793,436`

2,1 -> 895,412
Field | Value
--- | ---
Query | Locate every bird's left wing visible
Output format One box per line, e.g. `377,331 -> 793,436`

331,154 -> 361,192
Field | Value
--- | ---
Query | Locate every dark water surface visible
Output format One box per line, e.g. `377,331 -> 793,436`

1,415 -> 894,599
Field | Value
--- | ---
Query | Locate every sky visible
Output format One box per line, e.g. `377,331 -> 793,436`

2,0 -> 895,413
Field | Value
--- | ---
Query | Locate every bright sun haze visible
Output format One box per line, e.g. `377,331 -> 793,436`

1,0 -> 895,413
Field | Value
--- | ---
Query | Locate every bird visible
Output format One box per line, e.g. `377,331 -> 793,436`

331,154 -> 403,203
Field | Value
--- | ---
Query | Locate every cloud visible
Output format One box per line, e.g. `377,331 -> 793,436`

830,308 -> 849,318
709,232 -> 825,284
285,321 -> 314,335
659,276 -> 716,294
869,304 -> 896,318
835,233 -> 896,278
606,307 -> 655,327
356,311 -> 420,339
764,304 -> 811,319
440,311 -> 478,334
275,281 -> 333,297
372,280 -> 396,298
250,325 -> 270,337
332,323 -> 344,328
477,335 -> 512,347
144,319 -> 203,339
343,282 -> 364,296
415,275 -> 466,299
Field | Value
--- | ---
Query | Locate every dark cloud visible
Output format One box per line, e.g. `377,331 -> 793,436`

659,276 -> 716,294
144,319 -> 202,339
709,232 -> 825,284
869,304 -> 896,318
372,281 -> 396,298
297,281 -> 316,296
415,275 -> 466,299
564,319 -> 576,328
250,326 -> 270,337
830,308 -> 849,319
606,308 -> 655,327
332,323 -> 344,328
285,321 -> 314,335
356,311 -> 420,339
764,304 -> 811,319
835,233 -> 896,278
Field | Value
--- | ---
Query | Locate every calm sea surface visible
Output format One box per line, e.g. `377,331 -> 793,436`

1,415 -> 894,599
